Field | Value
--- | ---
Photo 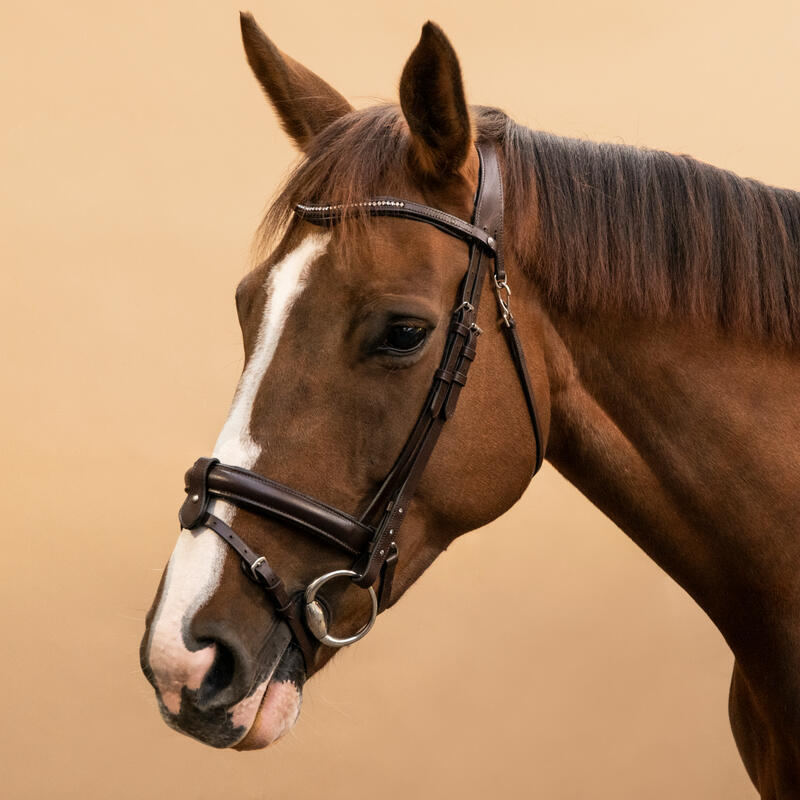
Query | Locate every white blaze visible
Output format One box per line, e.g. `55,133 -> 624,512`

213,233 -> 329,468
146,234 -> 330,714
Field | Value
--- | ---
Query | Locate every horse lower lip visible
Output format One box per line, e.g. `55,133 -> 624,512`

233,677 -> 303,750
232,643 -> 305,749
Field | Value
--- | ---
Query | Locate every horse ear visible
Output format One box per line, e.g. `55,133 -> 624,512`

399,22 -> 472,179
240,12 -> 353,151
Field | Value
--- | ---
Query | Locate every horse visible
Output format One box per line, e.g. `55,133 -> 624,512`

140,13 -> 800,796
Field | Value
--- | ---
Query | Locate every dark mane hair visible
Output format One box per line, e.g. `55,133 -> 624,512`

260,104 -> 800,344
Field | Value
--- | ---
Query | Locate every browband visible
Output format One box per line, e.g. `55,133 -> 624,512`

295,198 -> 499,252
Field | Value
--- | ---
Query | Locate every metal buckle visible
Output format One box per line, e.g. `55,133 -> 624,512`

249,555 -> 267,581
304,569 -> 378,647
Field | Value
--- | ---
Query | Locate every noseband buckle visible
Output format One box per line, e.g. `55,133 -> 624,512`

304,569 -> 378,647
249,555 -> 268,581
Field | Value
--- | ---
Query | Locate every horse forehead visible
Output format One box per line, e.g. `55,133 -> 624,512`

248,221 -> 461,342
319,220 -> 464,296
238,232 -> 332,332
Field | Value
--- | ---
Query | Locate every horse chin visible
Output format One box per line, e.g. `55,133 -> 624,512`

233,645 -> 306,750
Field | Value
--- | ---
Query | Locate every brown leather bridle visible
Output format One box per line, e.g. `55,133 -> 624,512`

178,142 -> 543,674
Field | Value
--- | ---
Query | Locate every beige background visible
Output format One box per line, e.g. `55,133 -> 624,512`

3,0 -> 797,797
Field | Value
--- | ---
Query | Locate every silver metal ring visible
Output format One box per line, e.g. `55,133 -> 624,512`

304,569 -> 378,648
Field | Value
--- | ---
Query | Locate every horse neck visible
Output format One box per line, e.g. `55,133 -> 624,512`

532,304 -> 800,661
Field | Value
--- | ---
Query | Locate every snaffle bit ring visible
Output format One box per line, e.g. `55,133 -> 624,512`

304,569 -> 378,647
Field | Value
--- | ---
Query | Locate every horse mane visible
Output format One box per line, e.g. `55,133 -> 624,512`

259,104 -> 800,344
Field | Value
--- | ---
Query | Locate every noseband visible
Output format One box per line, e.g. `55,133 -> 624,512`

178,142 -> 543,673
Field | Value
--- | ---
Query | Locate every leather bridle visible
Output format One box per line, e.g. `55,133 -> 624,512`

178,142 -> 543,674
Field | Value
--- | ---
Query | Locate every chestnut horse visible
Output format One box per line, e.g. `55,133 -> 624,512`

141,13 -> 800,796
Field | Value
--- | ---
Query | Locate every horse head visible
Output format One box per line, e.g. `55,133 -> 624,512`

140,14 -> 547,750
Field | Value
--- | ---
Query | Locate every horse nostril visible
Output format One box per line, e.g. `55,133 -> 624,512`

145,604 -> 294,717
196,640 -> 237,708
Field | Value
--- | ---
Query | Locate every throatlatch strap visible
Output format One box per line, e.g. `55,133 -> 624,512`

502,320 -> 544,474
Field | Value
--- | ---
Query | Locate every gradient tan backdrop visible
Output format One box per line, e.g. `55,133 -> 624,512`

3,0 -> 798,797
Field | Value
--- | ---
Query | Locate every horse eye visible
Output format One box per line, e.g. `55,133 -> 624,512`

381,324 -> 427,354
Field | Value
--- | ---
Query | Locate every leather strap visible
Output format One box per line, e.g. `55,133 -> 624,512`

296,198 -> 498,253
178,457 -> 219,529
481,142 -> 544,475
206,462 -> 372,555
500,318 -> 544,474
352,143 -> 501,589
202,512 -> 317,668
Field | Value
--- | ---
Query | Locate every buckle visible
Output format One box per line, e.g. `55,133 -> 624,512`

249,555 -> 267,581
493,275 -> 514,327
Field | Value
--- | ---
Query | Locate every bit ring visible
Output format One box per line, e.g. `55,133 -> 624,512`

304,569 -> 378,647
